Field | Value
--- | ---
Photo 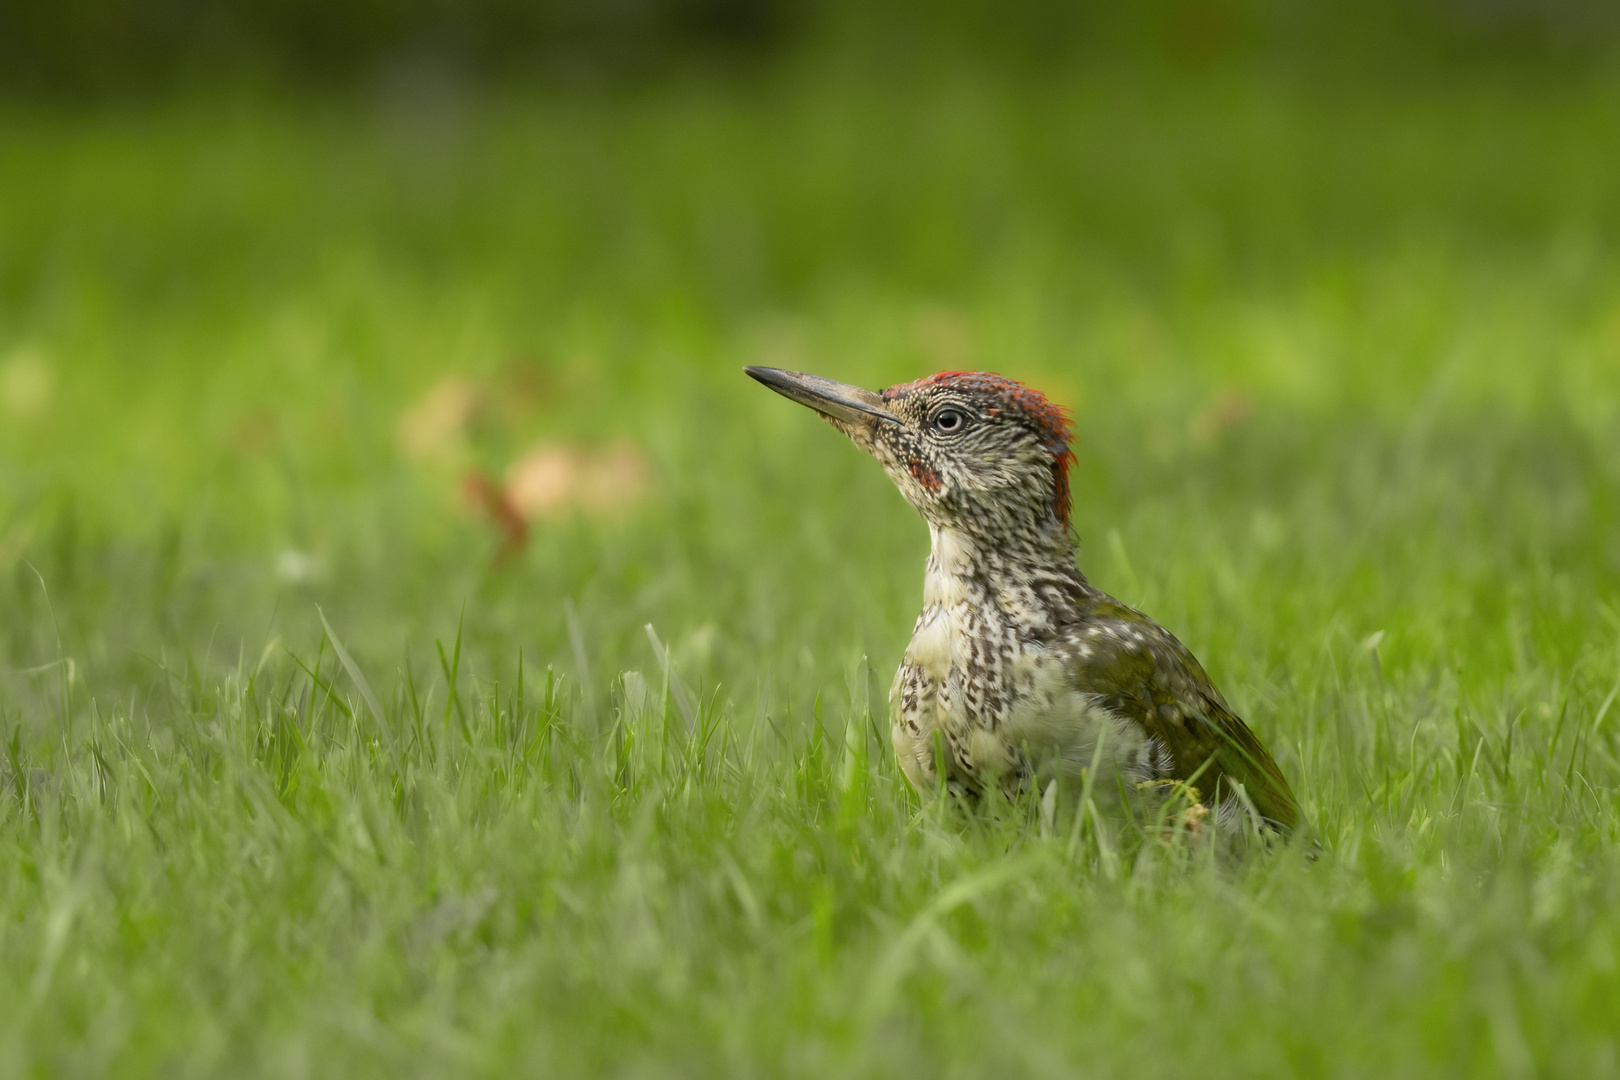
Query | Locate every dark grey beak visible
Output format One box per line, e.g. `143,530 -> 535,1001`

744,367 -> 900,427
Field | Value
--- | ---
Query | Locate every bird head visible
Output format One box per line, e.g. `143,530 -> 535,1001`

747,367 -> 1075,541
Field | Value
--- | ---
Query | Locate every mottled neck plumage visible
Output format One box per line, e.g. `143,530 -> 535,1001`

926,518 -> 1090,637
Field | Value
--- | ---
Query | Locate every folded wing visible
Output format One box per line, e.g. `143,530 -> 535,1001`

1060,597 -> 1299,832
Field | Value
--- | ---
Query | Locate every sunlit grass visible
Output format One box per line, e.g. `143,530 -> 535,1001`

3,62 -> 1620,1076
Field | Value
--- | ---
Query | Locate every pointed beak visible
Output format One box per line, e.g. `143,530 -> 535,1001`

744,367 -> 900,428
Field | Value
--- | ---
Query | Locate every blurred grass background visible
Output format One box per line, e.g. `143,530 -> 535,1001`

4,1 -> 1620,1076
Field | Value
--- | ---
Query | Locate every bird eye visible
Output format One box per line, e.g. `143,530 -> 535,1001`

933,409 -> 966,434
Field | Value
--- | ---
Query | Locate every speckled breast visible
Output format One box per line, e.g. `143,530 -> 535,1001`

887,530 -> 1142,796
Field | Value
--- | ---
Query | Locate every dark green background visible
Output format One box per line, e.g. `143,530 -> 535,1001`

6,0 -> 1620,97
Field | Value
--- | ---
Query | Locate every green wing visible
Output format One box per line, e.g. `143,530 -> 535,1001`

1063,597 -> 1299,832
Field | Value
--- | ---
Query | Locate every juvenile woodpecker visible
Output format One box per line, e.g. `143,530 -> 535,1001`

747,366 -> 1298,833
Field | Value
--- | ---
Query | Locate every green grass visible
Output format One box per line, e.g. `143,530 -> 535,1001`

4,61 -> 1620,1077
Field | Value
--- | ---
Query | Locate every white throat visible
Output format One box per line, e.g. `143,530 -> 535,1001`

922,524 -> 975,608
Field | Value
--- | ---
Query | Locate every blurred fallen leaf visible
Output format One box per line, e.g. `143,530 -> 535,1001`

463,471 -> 529,557
463,439 -> 647,559
398,376 -> 480,461
505,439 -> 648,519
502,445 -> 578,516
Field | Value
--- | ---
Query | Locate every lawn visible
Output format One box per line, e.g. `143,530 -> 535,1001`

3,56 -> 1620,1077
